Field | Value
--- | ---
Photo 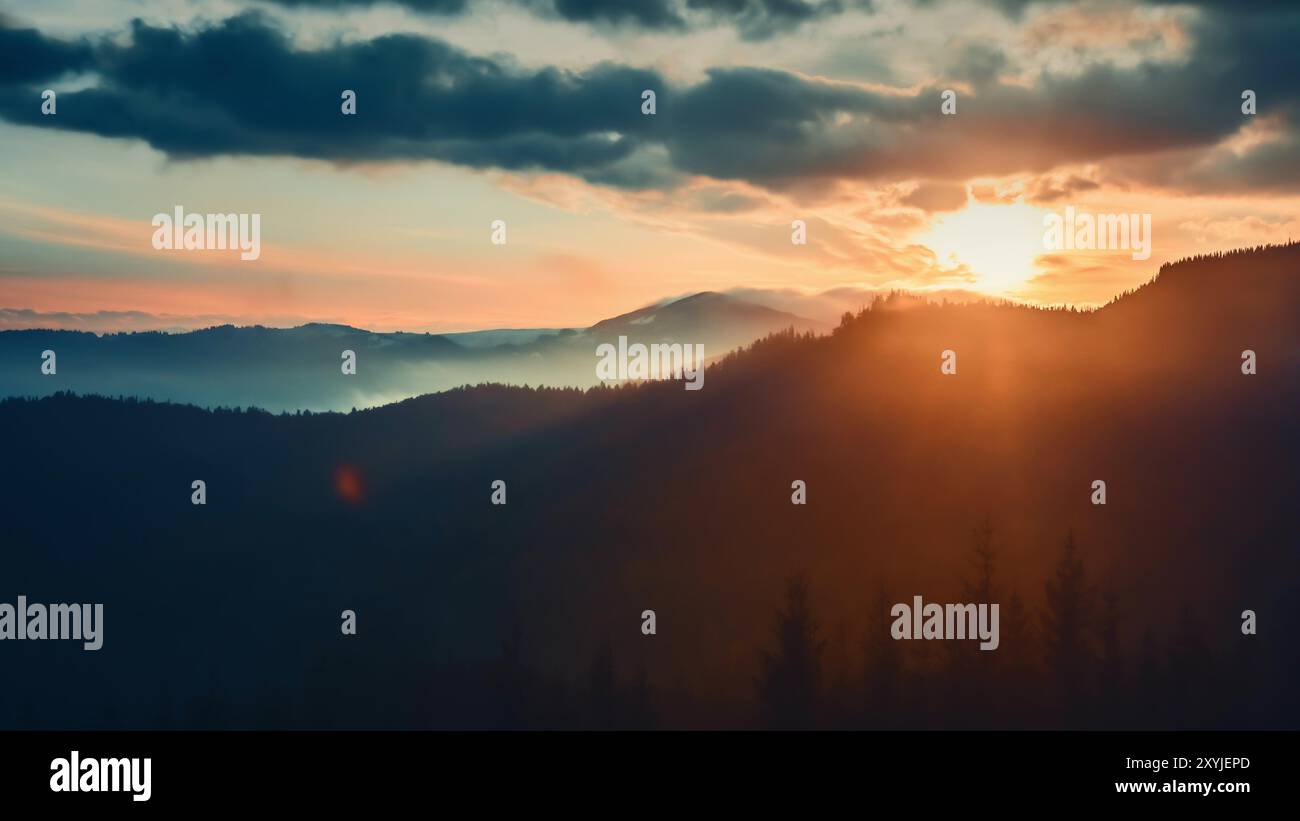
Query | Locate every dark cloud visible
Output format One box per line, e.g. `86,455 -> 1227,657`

258,0 -> 844,39
687,0 -> 845,39
0,13 -> 672,185
2,3 -> 1298,194
1137,132 -> 1300,196
262,0 -> 469,12
261,0 -> 681,27
641,1 -> 1299,190
0,24 -> 93,84
548,0 -> 686,29
659,66 -> 896,185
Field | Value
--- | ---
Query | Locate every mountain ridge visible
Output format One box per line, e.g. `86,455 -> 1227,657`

1,243 -> 1296,730
0,290 -> 824,412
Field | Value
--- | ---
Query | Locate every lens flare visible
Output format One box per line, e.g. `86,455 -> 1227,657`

333,464 -> 364,504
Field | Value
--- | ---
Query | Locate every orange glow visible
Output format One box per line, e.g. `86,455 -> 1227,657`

333,464 -> 365,505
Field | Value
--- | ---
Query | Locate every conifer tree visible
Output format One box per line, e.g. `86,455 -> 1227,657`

757,575 -> 824,729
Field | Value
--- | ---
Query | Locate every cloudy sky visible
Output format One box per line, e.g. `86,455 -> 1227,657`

2,0 -> 1298,331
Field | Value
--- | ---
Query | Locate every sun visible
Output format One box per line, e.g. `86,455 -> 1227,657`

919,199 -> 1050,294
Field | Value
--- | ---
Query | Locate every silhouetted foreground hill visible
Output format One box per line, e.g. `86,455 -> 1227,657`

1,244 -> 1297,730
0,292 -> 822,412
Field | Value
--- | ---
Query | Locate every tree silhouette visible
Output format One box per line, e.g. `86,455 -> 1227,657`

997,587 -> 1038,726
863,585 -> 904,727
946,515 -> 998,725
1042,530 -> 1096,723
757,575 -> 824,729
825,618 -> 853,721
964,514 -> 996,604
1097,583 -> 1125,725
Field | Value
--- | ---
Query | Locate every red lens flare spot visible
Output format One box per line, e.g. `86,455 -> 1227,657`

333,464 -> 364,504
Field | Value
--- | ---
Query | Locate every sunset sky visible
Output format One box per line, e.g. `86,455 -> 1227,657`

2,0 -> 1298,332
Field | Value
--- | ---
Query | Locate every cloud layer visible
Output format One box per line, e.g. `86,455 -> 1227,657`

2,2 -> 1297,198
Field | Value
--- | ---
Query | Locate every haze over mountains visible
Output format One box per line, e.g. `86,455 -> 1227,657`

2,243 -> 1297,730
0,291 -> 824,412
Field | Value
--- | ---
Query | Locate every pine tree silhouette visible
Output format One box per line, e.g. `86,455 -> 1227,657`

863,584 -> 904,728
1097,583 -> 1125,726
997,587 -> 1037,726
947,515 -> 998,726
1042,530 -> 1096,723
757,575 -> 824,729
965,514 -> 996,604
825,618 -> 853,722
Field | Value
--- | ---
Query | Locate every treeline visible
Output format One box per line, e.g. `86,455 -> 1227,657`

751,520 -> 1273,730
467,520 -> 1279,731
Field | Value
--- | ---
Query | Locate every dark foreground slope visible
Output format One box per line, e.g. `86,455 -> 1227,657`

1,244 -> 1297,730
